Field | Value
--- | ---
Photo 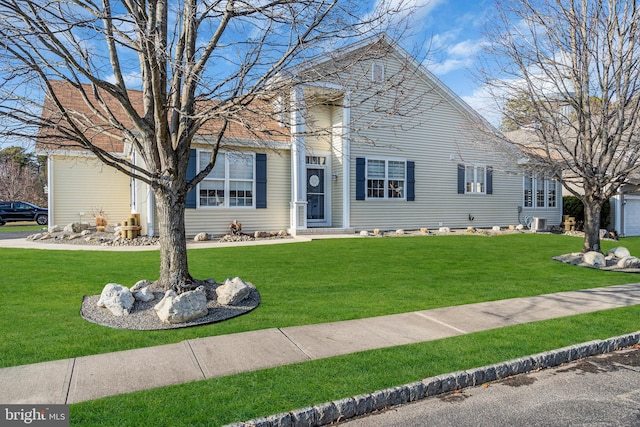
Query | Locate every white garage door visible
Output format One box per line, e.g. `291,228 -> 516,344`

624,197 -> 640,236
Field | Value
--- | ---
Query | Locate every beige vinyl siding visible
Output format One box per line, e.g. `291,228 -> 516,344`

343,53 -> 559,230
51,156 -> 131,228
181,149 -> 291,237
306,105 -> 333,154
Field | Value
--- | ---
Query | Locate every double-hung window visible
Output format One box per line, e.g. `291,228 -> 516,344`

198,152 -> 254,208
465,165 -> 486,194
366,159 -> 406,199
523,173 -> 557,208
457,164 -> 493,195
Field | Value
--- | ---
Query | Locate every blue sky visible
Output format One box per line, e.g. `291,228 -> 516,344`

389,0 -> 499,124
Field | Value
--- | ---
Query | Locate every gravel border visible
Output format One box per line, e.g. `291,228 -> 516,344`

224,331 -> 640,427
80,287 -> 260,330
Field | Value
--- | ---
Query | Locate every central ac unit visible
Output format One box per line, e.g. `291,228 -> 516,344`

532,217 -> 547,231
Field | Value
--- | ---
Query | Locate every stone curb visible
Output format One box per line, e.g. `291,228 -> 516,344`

224,331 -> 640,427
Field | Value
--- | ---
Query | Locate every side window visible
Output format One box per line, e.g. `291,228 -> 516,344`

356,158 -> 415,201
196,151 -> 256,208
366,159 -> 405,200
459,164 -> 489,194
524,173 -> 557,208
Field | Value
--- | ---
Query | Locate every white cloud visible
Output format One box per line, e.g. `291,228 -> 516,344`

449,39 -> 486,57
462,84 -> 504,128
105,71 -> 143,89
429,57 -> 473,75
428,38 -> 488,76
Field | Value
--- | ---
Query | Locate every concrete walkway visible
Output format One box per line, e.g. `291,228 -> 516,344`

2,283 -> 640,405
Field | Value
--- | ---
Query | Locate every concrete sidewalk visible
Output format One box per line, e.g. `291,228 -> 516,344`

2,283 -> 640,405
0,233 -> 357,251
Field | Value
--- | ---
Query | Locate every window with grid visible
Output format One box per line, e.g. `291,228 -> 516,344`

199,152 -> 254,208
366,159 -> 405,200
465,165 -> 486,194
523,173 -> 558,209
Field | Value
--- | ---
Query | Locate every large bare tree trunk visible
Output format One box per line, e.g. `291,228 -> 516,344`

155,189 -> 192,292
582,197 -> 602,253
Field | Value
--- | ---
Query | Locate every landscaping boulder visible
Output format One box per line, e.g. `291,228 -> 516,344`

154,286 -> 208,324
194,232 -> 210,242
216,277 -> 252,305
617,256 -> 640,269
438,227 -> 450,233
130,279 -> 152,293
97,283 -> 135,316
608,246 -> 631,259
133,287 -> 155,302
63,222 -> 91,233
583,251 -> 606,268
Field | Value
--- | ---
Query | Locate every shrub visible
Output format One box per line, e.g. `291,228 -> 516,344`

563,196 -> 610,229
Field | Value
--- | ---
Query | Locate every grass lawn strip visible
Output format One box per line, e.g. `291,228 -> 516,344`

2,233 -> 640,368
69,305 -> 640,426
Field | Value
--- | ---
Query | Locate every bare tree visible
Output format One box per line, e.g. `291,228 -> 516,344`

0,0 -> 422,291
481,0 -> 640,252
0,158 -> 45,204
0,146 -> 46,204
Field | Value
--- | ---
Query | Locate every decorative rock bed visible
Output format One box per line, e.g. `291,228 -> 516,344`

27,223 -> 291,247
552,246 -> 640,273
81,278 -> 260,330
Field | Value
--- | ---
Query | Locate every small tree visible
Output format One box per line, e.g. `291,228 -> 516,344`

483,0 -> 640,252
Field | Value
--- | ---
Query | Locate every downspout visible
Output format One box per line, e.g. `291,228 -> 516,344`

620,193 -> 625,237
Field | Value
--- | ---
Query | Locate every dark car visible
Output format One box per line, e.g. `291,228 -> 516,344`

0,201 -> 48,226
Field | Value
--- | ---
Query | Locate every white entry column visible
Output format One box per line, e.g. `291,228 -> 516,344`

290,85 -> 308,234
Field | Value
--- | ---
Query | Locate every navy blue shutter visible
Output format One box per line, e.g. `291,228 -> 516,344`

356,157 -> 366,200
486,167 -> 493,195
457,164 -> 465,194
406,161 -> 415,201
186,149 -> 197,208
256,153 -> 267,208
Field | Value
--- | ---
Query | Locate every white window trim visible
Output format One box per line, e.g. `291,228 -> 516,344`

196,150 -> 257,209
365,157 -> 407,201
523,173 -> 558,209
465,164 -> 487,195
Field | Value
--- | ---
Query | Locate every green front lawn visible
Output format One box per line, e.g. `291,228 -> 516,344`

4,233 -> 640,426
0,223 -> 45,232
1,233 -> 638,368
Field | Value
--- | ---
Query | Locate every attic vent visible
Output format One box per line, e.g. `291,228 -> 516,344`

371,62 -> 385,83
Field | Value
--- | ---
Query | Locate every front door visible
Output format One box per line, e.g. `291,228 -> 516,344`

306,156 -> 329,226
